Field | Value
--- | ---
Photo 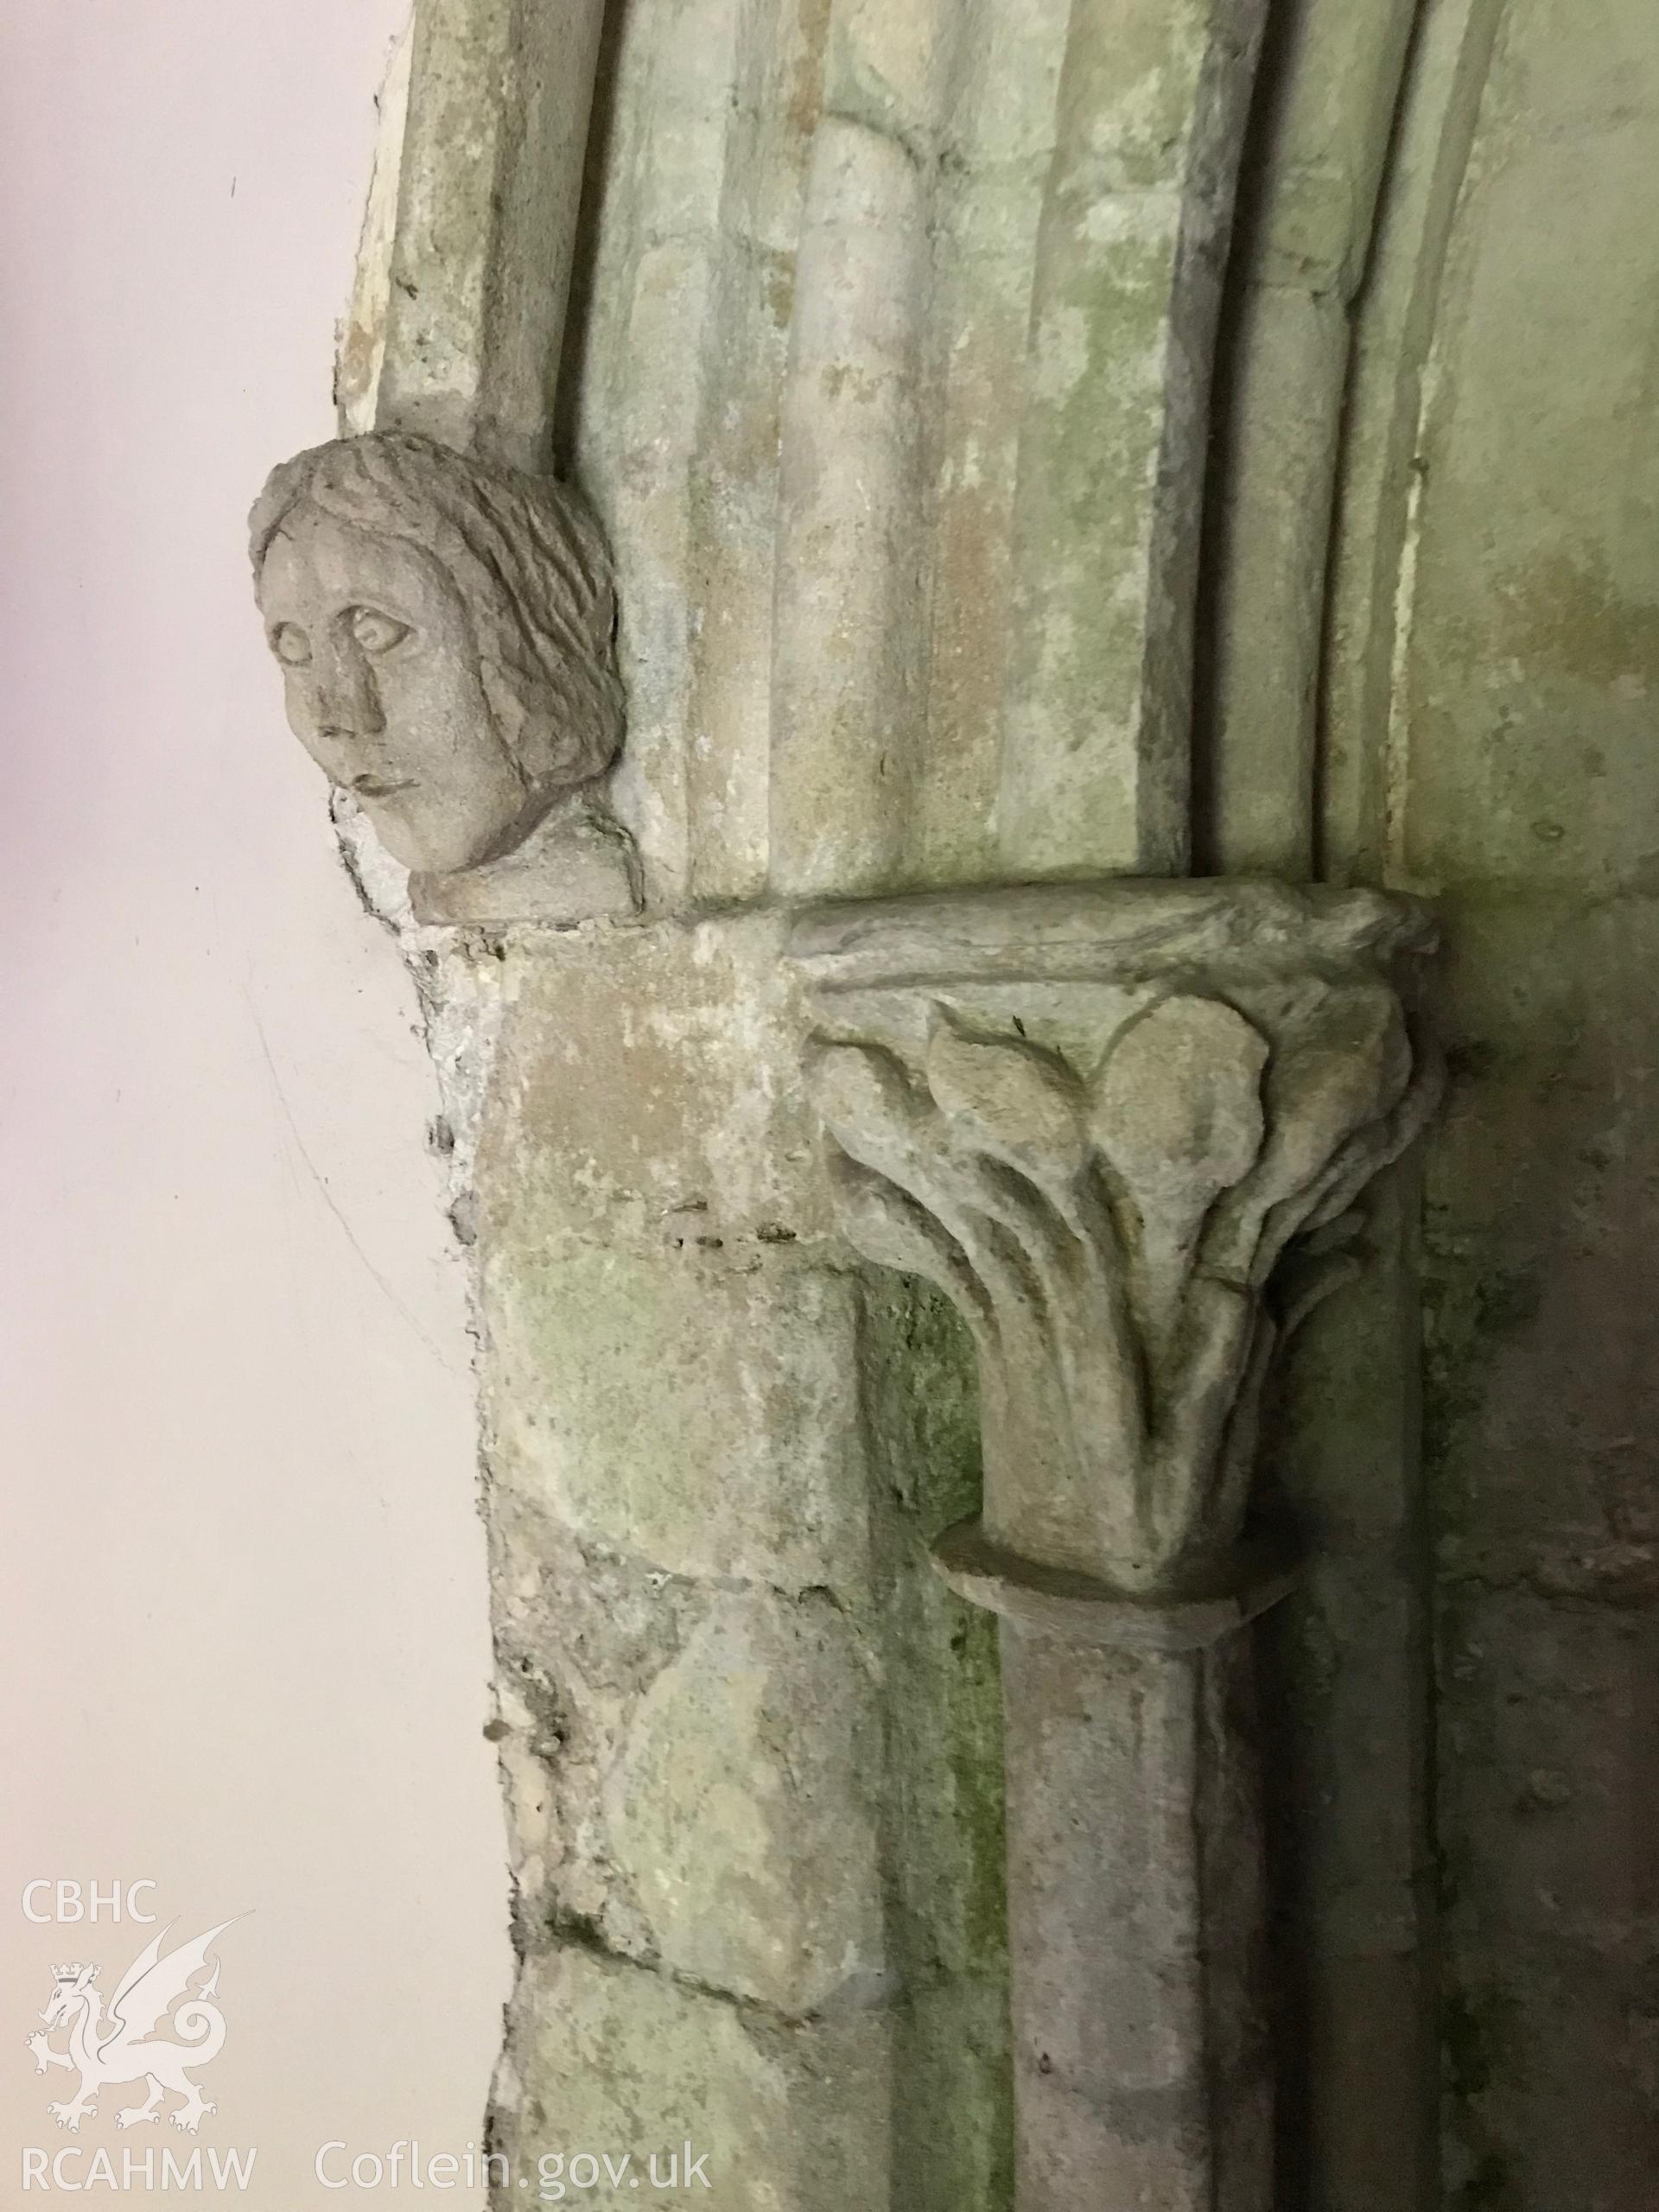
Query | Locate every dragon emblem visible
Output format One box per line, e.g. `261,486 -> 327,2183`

25,1921 -> 234,2134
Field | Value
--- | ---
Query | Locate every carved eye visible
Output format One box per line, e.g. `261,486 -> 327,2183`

271,624 -> 311,667
350,608 -> 411,655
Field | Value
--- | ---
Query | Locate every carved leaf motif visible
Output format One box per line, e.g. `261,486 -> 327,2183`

824,1152 -> 991,1337
790,880 -> 1439,1590
1089,996 -> 1268,1202
805,1040 -> 920,1160
1253,984 -> 1408,1209
923,1018 -> 1085,1170
1273,1211 -> 1366,1340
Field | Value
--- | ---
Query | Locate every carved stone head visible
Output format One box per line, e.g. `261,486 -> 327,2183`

249,433 -> 623,878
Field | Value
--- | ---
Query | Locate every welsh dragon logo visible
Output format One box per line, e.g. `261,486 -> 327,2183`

25,1921 -> 234,2134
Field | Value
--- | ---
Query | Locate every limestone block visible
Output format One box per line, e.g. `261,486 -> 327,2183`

335,17 -> 411,441
1386,45 -> 1659,2192
995,0 -> 1268,881
486,1246 -> 871,1591
770,0 -> 963,898
370,0 -> 607,472
501,1944 -> 893,2212
475,912 -> 832,1256
563,0 -> 771,904
486,1492 -> 705,1951
1425,892 -> 1659,1584
771,109 -> 932,898
676,0 -> 832,906
604,1590 -> 887,2017
1400,40 -> 1659,898
1436,1586 -> 1659,2212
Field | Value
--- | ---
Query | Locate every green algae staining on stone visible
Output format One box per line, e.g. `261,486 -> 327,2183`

605,1588 -> 887,2016
1440,1984 -> 1522,2212
473,912 -> 1013,2206
497,1943 -> 895,2212
860,1274 -> 1014,2212
861,1276 -> 1006,1964
488,1245 -> 874,1592
997,0 -> 1268,882
1421,1242 -> 1542,1552
1419,889 -> 1659,1591
1441,1981 -> 1516,2111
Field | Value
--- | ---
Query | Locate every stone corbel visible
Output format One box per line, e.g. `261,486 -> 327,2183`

789,877 -> 1440,2211
249,431 -> 639,928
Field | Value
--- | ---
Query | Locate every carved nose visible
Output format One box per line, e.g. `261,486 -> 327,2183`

310,647 -> 385,741
315,691 -> 386,741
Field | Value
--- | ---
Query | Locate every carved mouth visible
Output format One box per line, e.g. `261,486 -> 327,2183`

350,775 -> 416,801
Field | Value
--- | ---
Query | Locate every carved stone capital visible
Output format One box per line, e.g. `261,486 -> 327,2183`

790,880 -> 1440,1608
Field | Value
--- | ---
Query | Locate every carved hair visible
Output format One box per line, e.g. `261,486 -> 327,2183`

249,432 -> 624,791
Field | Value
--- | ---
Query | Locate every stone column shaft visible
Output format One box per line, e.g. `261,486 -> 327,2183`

1003,1626 -> 1268,2211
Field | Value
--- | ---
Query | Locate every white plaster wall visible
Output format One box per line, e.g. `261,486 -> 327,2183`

0,7 -> 509,2204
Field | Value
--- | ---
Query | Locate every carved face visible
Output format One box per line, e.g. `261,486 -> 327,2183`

256,505 -> 531,875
